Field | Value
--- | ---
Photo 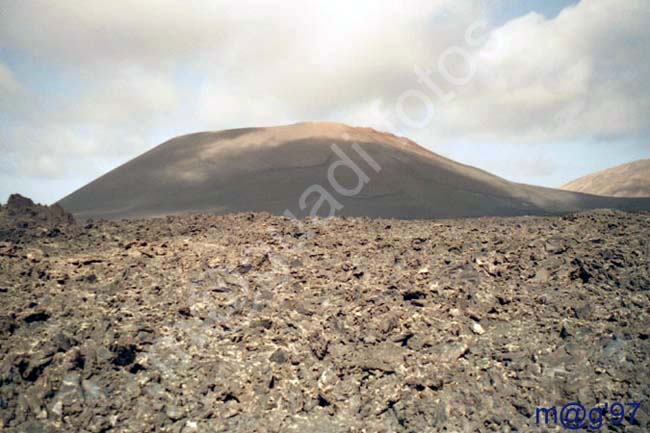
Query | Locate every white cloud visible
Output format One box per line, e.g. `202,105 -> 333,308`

426,0 -> 650,142
0,63 -> 20,94
0,0 -> 648,204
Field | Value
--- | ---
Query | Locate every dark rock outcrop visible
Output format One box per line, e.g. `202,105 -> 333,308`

1,194 -> 76,242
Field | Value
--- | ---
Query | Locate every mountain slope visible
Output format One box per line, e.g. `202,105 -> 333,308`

58,122 -> 650,220
562,159 -> 650,198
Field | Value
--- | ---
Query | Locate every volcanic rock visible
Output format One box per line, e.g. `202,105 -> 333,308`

0,207 -> 648,432
0,194 -> 76,243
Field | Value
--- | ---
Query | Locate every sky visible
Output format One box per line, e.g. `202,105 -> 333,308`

1,0 -> 649,204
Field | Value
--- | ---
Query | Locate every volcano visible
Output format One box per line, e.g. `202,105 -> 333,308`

58,122 -> 650,220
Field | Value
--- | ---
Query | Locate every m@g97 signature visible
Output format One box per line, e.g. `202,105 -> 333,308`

536,402 -> 640,430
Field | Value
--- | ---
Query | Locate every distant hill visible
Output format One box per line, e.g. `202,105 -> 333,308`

57,122 -> 650,220
562,159 -> 650,198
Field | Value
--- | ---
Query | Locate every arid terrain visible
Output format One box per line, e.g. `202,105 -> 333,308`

1,196 -> 649,432
58,123 -> 650,221
562,159 -> 650,198
3,1 -> 650,432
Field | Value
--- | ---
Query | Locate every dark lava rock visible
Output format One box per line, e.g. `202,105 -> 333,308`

269,349 -> 289,364
0,194 -> 76,243
0,208 -> 649,432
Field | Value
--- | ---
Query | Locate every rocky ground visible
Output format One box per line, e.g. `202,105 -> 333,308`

0,195 -> 649,432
